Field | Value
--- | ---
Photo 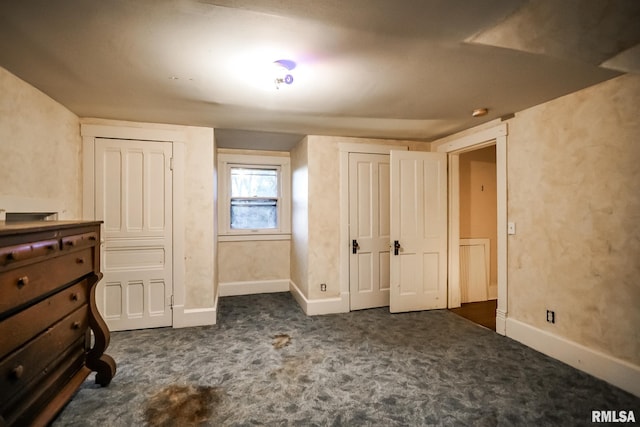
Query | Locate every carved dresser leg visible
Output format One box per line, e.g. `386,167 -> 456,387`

86,273 -> 117,386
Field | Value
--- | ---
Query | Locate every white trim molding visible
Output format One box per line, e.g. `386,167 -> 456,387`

172,301 -> 218,328
435,125 -> 507,154
289,281 -> 349,316
81,123 -> 186,142
507,318 -> 640,398
436,123 -> 508,336
217,152 -> 291,237
171,142 -> 186,320
219,279 -> 290,297
80,122 -> 188,331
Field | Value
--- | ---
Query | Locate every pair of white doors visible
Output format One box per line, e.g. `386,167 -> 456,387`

92,138 -> 173,331
349,151 -> 447,313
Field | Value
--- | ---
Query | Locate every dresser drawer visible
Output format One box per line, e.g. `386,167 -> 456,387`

0,280 -> 88,359
0,248 -> 93,316
1,338 -> 86,426
0,239 -> 59,267
61,231 -> 98,251
0,305 -> 88,402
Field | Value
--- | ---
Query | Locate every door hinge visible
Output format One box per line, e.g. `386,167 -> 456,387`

169,157 -> 174,171
170,294 -> 174,308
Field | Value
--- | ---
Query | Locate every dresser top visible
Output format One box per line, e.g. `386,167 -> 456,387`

0,220 -> 102,236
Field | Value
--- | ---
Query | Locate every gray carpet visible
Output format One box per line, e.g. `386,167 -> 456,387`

53,292 -> 639,426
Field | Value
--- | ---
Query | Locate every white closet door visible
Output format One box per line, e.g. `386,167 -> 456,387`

349,153 -> 391,310
95,138 -> 173,331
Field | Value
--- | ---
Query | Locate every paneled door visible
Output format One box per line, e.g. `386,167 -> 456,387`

349,153 -> 391,309
390,151 -> 447,313
94,138 -> 173,331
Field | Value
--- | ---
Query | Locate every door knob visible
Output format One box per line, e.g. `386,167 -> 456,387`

394,240 -> 401,256
352,239 -> 360,254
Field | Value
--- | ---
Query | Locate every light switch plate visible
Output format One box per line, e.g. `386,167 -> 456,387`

508,222 -> 516,235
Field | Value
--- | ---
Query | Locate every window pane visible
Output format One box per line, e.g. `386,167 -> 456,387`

231,168 -> 278,198
230,199 -> 278,229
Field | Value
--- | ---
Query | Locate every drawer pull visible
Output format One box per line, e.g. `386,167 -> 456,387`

88,235 -> 97,241
16,276 -> 29,288
66,240 -> 76,247
72,321 -> 81,330
76,257 -> 85,264
71,292 -> 79,301
11,365 -> 24,380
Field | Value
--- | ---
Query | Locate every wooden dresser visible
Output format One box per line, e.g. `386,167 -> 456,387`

0,221 -> 116,426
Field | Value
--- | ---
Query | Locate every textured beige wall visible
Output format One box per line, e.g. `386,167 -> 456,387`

507,74 -> 640,365
218,240 -> 290,283
303,135 -> 431,300
290,137 -> 309,296
0,67 -> 81,219
183,126 -> 216,308
81,118 -> 216,310
459,146 -> 497,293
306,136 -> 341,299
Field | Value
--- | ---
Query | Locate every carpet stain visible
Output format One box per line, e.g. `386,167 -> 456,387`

145,384 -> 223,427
277,355 -> 306,377
272,333 -> 291,349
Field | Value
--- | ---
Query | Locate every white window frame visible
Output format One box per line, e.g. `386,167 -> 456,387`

218,153 -> 291,241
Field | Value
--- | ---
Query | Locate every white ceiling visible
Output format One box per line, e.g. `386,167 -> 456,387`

1,0 -> 638,149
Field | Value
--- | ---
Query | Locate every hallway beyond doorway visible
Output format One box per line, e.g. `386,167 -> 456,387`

450,300 -> 497,331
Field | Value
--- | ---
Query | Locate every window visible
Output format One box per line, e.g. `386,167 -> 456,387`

218,153 -> 291,239
230,167 -> 279,230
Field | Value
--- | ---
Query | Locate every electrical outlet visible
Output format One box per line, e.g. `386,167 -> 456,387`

508,222 -> 516,235
320,283 -> 327,292
546,310 -> 555,324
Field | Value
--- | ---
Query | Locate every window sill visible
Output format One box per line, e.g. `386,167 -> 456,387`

218,233 -> 291,242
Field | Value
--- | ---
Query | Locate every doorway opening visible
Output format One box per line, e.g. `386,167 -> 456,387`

449,145 -> 497,330
437,123 -> 508,335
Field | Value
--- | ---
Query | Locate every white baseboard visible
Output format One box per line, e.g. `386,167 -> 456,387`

506,318 -> 640,397
496,309 -> 506,336
289,281 -> 349,316
218,279 -> 290,297
172,300 -> 218,328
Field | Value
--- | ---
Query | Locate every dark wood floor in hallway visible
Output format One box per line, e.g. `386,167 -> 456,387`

449,299 -> 497,331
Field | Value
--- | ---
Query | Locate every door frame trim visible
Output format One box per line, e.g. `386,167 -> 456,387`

339,143 -> 407,310
81,123 -> 186,329
435,123 -> 508,335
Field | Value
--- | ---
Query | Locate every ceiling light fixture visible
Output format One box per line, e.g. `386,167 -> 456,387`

472,108 -> 489,117
273,59 -> 296,89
